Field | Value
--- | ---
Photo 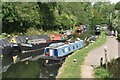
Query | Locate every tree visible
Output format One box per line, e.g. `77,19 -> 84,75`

2,2 -> 41,33
2,2 -> 115,34
115,1 -> 120,10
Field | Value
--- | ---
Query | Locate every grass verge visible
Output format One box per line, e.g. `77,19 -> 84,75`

94,58 -> 120,78
56,30 -> 107,78
94,67 -> 110,78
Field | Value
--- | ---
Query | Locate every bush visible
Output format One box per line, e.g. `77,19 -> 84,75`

25,27 -> 44,35
0,33 -> 7,38
73,30 -> 95,40
117,34 -> 120,42
95,67 -> 110,78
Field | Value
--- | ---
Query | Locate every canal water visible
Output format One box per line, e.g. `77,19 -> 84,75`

2,50 -> 64,78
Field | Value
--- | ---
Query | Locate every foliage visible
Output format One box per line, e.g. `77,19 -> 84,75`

115,1 -> 120,10
94,67 -> 110,78
92,2 -> 115,26
112,1 -> 120,41
0,33 -> 7,38
107,58 -> 120,78
2,2 -> 41,33
25,27 -> 43,35
2,2 -> 115,34
95,58 -> 120,78
117,34 -> 120,42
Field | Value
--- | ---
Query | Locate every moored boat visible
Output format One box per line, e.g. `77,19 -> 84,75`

11,35 -> 52,53
41,39 -> 85,60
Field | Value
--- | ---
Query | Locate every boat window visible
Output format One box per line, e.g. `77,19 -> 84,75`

65,48 -> 68,52
49,49 -> 54,56
76,44 -> 78,48
68,47 -> 71,51
79,43 -> 81,46
73,46 -> 75,49
62,49 -> 65,54
45,48 -> 49,53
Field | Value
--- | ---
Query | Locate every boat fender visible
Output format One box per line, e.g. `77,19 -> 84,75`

25,61 -> 28,64
28,44 -> 32,47
73,59 -> 77,63
0,55 -> 3,59
45,60 -> 49,64
13,55 -> 18,63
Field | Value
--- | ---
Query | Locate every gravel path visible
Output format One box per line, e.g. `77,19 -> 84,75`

80,36 -> 118,78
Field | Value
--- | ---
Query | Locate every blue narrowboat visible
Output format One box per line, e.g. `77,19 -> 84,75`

42,39 -> 84,60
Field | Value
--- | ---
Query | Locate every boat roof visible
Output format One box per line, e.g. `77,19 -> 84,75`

45,40 -> 83,50
48,42 -> 65,48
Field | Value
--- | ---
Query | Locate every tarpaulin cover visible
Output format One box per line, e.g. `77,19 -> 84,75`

0,38 -> 10,47
15,35 -> 50,43
53,34 -> 61,40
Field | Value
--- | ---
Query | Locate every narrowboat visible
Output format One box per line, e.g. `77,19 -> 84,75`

41,39 -> 84,60
12,33 -> 72,54
11,35 -> 52,53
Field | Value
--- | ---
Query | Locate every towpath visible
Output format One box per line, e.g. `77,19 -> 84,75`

80,28 -> 118,78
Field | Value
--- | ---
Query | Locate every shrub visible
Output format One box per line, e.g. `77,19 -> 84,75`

117,34 -> 120,42
0,33 -> 7,38
94,67 -> 110,78
25,27 -> 43,35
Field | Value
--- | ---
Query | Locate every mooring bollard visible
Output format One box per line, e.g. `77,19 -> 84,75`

104,46 -> 108,69
100,57 -> 103,67
105,53 -> 108,69
73,59 -> 77,63
13,55 -> 18,64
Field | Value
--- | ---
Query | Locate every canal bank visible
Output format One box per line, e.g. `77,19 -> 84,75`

56,30 -> 107,78
94,42 -> 120,78
94,57 -> 120,78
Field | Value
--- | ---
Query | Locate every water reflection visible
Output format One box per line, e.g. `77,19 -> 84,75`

2,50 -> 62,78
2,58 -> 63,78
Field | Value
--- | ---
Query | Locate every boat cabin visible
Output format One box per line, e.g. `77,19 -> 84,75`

44,40 -> 84,58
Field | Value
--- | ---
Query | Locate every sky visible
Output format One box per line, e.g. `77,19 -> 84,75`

110,0 -> 120,3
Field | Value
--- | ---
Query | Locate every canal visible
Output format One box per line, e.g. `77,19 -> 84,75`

1,30 -> 90,78
2,50 -> 64,78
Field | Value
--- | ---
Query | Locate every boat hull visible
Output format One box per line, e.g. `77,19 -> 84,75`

2,46 -> 12,56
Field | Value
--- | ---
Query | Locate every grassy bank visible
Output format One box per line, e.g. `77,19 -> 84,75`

94,57 -> 120,78
94,67 -> 110,78
56,30 -> 107,78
